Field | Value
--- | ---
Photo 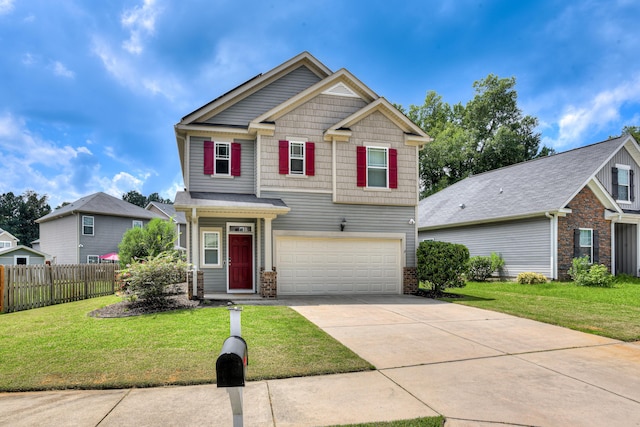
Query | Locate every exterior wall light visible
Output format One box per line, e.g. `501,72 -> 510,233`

340,218 -> 347,231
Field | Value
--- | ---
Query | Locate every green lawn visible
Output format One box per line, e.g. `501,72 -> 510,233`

0,296 -> 373,392
331,416 -> 445,427
440,279 -> 640,341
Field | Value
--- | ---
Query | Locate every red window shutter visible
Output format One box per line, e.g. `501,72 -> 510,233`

279,140 -> 289,174
356,146 -> 367,187
231,142 -> 241,176
305,142 -> 315,176
204,141 -> 214,175
389,148 -> 398,189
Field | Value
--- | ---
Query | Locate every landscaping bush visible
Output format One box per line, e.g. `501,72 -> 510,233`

516,272 -> 548,284
468,252 -> 505,281
568,256 -> 614,288
121,251 -> 188,306
417,240 -> 469,294
119,218 -> 178,266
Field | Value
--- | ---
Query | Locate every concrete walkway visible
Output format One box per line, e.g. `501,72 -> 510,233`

1,295 -> 640,426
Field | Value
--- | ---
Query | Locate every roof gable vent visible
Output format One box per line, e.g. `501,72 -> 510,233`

322,82 -> 359,98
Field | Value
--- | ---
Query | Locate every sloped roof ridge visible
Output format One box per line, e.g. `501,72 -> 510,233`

457,134 -> 627,181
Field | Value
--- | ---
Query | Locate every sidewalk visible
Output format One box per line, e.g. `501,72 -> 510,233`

2,295 -> 640,426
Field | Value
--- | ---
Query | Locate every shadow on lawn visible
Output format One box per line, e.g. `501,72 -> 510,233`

415,288 -> 494,303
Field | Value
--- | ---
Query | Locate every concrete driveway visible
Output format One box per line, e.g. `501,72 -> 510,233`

2,295 -> 639,427
288,295 -> 640,427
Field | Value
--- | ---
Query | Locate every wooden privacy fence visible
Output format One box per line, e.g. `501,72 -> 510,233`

0,264 -> 118,313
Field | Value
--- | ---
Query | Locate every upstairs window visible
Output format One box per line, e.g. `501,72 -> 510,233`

356,146 -> 398,189
613,165 -> 634,203
203,141 -> 241,176
82,216 -> 94,236
0,241 -> 11,249
279,140 -> 315,176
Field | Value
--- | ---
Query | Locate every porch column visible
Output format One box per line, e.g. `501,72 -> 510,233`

264,217 -> 273,271
191,208 -> 199,296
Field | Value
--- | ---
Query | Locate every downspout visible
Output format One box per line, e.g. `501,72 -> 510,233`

545,212 -> 556,279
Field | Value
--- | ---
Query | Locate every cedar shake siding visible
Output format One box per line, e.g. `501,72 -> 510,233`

557,186 -> 612,279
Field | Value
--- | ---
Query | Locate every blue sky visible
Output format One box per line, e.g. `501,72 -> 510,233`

1,0 -> 639,208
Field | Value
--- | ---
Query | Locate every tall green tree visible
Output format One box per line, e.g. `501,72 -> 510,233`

122,190 -> 172,208
623,125 -> 640,141
0,190 -> 51,247
118,218 -> 177,265
403,74 -> 554,198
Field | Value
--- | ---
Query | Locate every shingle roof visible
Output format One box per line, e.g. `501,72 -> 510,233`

146,201 -> 187,224
37,192 -> 163,223
418,135 -> 633,229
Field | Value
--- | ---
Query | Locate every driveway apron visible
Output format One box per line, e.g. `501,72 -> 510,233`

290,295 -> 640,427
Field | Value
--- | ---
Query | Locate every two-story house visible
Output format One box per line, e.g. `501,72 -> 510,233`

174,52 -> 430,298
418,134 -> 640,279
37,192 -> 163,264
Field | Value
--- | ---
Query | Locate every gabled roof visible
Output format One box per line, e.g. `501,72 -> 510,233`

36,192 -> 163,223
249,68 -> 378,130
0,245 -> 50,258
178,51 -> 332,125
0,228 -> 19,243
145,201 -> 186,224
419,135 -> 638,230
323,97 -> 431,146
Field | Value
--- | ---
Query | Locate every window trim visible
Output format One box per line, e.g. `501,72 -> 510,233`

215,141 -> 231,176
132,220 -> 143,229
579,228 -> 593,263
201,227 -> 223,268
366,146 -> 389,189
0,241 -> 11,249
615,164 -> 632,203
82,216 -> 94,236
14,255 -> 29,265
289,141 -> 306,176
87,255 -> 100,264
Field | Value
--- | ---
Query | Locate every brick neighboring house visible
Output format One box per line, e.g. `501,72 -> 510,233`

173,52 -> 430,298
418,135 -> 640,280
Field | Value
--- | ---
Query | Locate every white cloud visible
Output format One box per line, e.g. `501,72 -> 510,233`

121,0 -> 161,55
21,53 -> 36,66
52,61 -> 75,78
97,172 -> 144,199
92,36 -> 182,100
0,0 -> 14,15
545,75 -> 640,148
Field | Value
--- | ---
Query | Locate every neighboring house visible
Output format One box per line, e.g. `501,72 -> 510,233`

0,228 -> 19,250
36,192 -> 163,264
0,245 -> 49,265
174,51 -> 430,297
418,134 -> 640,280
145,202 -> 187,250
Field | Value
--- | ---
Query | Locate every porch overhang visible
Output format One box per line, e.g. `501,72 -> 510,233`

174,191 -> 290,219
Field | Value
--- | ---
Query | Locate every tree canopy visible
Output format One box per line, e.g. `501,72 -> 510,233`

623,126 -> 640,142
0,190 -> 51,247
118,218 -> 177,265
401,74 -> 554,198
122,190 -> 173,208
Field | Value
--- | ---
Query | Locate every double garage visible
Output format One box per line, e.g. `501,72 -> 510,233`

275,235 -> 403,295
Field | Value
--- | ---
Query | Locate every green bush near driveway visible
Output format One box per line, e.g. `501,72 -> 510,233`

0,296 -> 373,391
441,280 -> 640,341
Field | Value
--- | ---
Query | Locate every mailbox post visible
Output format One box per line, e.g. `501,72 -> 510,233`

216,307 -> 247,427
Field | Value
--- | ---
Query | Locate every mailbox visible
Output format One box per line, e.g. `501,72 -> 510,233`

216,336 -> 248,387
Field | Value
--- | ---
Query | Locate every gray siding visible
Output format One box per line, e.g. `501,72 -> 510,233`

0,249 -> 45,265
596,147 -> 640,210
205,66 -> 322,126
79,215 -> 151,264
197,218 -> 257,293
263,191 -> 417,266
615,223 -> 637,275
419,217 -> 552,278
189,137 -> 255,193
39,215 -> 78,264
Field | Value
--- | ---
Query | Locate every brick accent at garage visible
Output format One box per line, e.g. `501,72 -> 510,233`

557,186 -> 611,280
403,267 -> 418,294
260,269 -> 277,299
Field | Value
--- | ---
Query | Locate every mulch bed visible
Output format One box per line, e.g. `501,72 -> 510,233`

89,283 -> 232,318
414,288 -> 465,299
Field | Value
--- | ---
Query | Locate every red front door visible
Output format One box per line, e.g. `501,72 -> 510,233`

229,234 -> 253,290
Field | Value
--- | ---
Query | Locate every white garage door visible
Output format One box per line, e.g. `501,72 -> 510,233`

276,236 -> 402,295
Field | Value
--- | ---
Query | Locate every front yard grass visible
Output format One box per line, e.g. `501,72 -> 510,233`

0,296 -> 373,392
440,279 -> 640,341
